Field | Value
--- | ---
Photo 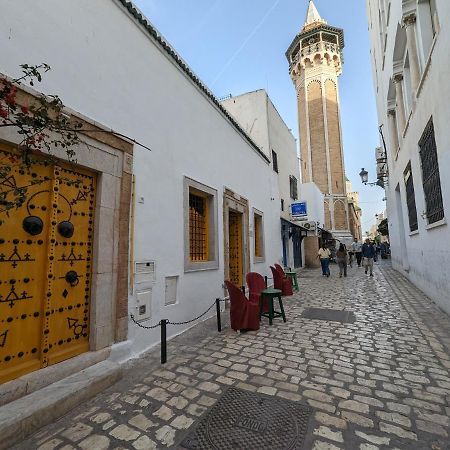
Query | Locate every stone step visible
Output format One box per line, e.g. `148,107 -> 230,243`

0,360 -> 122,450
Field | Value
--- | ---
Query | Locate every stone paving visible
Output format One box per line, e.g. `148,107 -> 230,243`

14,261 -> 450,450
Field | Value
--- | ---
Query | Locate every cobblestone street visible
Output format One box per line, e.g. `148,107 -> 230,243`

15,262 -> 450,450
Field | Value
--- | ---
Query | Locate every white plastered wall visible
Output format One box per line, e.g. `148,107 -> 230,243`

366,0 -> 450,314
0,0 -> 282,359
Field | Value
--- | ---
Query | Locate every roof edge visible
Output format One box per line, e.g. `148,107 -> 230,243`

116,0 -> 270,164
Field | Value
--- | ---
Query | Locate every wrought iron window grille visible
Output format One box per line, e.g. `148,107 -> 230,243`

419,118 -> 444,225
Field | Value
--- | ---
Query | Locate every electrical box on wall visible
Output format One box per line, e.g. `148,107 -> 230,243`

165,276 -> 178,306
135,289 -> 152,321
135,261 -> 156,284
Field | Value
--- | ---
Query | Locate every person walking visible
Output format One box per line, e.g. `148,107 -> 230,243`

318,243 -> 331,277
336,243 -> 348,278
362,239 -> 376,276
351,238 -> 363,267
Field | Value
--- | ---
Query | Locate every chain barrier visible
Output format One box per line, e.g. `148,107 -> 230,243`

129,298 -> 227,364
168,300 -> 218,326
130,314 -> 162,330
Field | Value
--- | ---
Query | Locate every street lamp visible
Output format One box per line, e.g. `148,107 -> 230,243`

359,168 -> 369,184
359,168 -> 385,188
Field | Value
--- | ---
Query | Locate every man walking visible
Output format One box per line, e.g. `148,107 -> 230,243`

351,238 -> 363,267
318,243 -> 331,277
362,239 -> 376,276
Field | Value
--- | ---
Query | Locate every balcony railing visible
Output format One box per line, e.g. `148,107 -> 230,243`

291,42 -> 339,66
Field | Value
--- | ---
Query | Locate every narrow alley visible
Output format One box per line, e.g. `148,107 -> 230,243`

16,262 -> 450,450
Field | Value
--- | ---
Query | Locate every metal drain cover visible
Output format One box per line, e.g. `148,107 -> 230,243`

301,308 -> 356,323
180,387 -> 312,450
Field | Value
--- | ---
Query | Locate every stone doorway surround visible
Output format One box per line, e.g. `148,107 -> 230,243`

223,188 -> 250,287
0,81 -> 133,407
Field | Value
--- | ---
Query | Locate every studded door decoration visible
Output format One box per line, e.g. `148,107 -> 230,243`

0,144 -> 96,384
228,211 -> 243,287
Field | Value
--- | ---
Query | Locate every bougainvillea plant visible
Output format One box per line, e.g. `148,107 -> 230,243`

0,64 -> 149,224
0,64 -> 84,222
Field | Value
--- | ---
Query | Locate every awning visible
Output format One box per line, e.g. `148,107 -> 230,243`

281,218 -> 309,237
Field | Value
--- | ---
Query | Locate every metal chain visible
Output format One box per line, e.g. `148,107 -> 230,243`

130,314 -> 162,330
168,300 -> 217,326
130,299 -> 226,329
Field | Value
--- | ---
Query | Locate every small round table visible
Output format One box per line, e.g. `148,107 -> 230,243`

259,288 -> 286,325
285,271 -> 299,291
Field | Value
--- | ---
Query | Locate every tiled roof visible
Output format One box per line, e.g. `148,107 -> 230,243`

117,0 -> 270,164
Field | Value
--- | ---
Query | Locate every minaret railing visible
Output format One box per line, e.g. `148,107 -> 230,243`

290,42 -> 340,69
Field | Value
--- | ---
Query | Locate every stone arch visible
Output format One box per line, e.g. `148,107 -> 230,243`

332,54 -> 340,69
313,54 -> 323,65
303,58 -> 313,68
307,79 -> 321,88
334,200 -> 348,230
307,80 -> 328,193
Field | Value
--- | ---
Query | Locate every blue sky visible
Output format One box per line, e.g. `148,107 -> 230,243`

133,0 -> 386,233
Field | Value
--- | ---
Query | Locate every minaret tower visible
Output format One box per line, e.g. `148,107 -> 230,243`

286,1 -> 352,242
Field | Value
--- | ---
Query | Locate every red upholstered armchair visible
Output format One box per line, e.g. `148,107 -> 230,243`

246,272 -> 268,313
270,266 -> 293,296
225,280 -> 260,332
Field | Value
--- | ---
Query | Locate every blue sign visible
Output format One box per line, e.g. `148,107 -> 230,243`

291,202 -> 307,217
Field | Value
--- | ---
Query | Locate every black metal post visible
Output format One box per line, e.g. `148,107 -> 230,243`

216,298 -> 222,333
265,276 -> 268,288
241,286 -> 246,295
161,319 -> 167,364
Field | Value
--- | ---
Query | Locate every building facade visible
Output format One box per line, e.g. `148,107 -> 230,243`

286,1 -> 354,256
222,90 -> 306,269
366,0 -> 450,314
0,0 -> 284,417
346,180 -> 363,242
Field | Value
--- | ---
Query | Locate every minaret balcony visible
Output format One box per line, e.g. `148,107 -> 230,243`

302,41 -> 339,57
291,42 -> 340,65
290,42 -> 342,75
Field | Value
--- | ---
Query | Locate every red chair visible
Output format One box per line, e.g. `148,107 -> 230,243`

225,280 -> 260,332
270,266 -> 293,296
274,263 -> 286,275
246,272 -> 269,313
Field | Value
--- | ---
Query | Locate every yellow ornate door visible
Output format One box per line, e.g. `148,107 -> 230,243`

228,211 -> 243,287
0,144 -> 95,383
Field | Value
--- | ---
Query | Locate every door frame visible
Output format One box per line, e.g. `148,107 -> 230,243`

223,188 -> 249,287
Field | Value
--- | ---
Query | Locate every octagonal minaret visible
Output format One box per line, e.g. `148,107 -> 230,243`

286,1 -> 351,238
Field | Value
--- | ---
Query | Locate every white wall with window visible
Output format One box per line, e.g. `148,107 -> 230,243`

0,0 -> 284,359
222,90 -> 304,268
366,0 -> 450,314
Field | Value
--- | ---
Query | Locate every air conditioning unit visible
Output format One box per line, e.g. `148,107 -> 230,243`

301,221 -> 317,231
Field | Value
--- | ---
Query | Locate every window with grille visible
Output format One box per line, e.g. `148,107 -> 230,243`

289,176 -> 298,200
404,164 -> 418,232
189,192 -> 208,261
419,118 -> 444,224
254,212 -> 264,260
184,178 -> 218,272
272,150 -> 278,173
